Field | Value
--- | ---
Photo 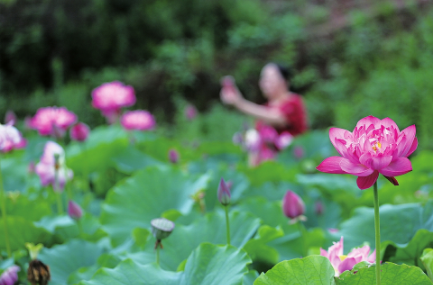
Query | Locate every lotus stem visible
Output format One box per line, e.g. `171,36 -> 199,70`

224,206 -> 231,245
373,181 -> 381,285
0,158 -> 12,257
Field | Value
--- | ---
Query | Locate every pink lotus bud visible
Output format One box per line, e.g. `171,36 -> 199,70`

0,265 -> 20,285
70,122 -> 90,142
185,104 -> 197,120
315,201 -> 324,215
282,190 -> 305,219
217,178 -> 231,206
120,110 -> 155,131
4,110 -> 17,125
293,146 -> 304,159
68,200 -> 83,220
168,149 -> 179,163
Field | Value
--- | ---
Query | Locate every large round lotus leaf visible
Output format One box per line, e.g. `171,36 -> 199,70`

100,166 -> 210,246
5,194 -> 51,221
0,216 -> 51,251
79,243 -> 250,285
254,256 -> 336,285
110,147 -> 163,174
333,202 -> 433,252
126,210 -> 261,271
38,239 -> 103,285
337,262 -> 432,285
66,126 -> 128,175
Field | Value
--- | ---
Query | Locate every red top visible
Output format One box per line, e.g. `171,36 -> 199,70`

256,94 -> 308,137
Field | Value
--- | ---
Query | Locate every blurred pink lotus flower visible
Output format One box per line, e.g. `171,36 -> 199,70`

70,122 -> 90,142
317,116 -> 417,190
120,110 -> 155,131
275,132 -> 293,150
218,178 -> 231,206
258,125 -> 278,144
293,146 -> 304,159
168,149 -> 179,164
4,110 -> 16,125
320,237 -> 376,276
328,228 -> 339,234
0,123 -> 25,153
185,104 -> 197,120
68,200 -> 83,220
30,107 -> 77,138
282,190 -> 305,220
35,141 -> 73,192
92,81 -> 136,123
0,265 -> 20,285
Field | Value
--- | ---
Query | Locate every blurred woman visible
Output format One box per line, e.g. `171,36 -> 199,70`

220,62 -> 308,165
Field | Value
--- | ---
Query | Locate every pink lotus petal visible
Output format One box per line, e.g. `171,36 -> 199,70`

406,137 -> 418,157
384,176 -> 399,186
320,248 -> 329,258
370,153 -> 392,170
355,116 -> 380,130
340,159 -> 374,176
379,157 -> 412,177
356,171 -> 379,190
317,157 -> 347,174
367,249 -> 376,263
337,257 -> 359,275
378,117 -> 400,133
399,125 -> 416,157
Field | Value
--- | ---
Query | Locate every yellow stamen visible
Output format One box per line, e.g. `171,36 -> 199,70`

340,255 -> 347,261
377,142 -> 381,148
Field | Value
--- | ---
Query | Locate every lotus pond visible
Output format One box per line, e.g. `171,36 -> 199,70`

1,117 -> 433,285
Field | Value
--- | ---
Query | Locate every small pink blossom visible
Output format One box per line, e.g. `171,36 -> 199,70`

282,190 -> 305,220
0,265 -> 20,285
68,200 -> 83,220
92,81 -> 136,123
320,237 -> 376,276
30,107 -> 77,138
4,110 -> 16,125
317,116 -> 417,190
275,132 -> 293,150
120,110 -> 155,131
293,146 -> 304,159
185,104 -> 197,120
70,122 -> 90,142
35,141 -> 73,192
168,149 -> 179,164
0,123 -> 25,153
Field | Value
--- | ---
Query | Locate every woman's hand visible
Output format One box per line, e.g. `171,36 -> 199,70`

220,76 -> 243,106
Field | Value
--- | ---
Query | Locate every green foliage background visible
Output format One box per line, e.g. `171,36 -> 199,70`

1,0 -> 433,147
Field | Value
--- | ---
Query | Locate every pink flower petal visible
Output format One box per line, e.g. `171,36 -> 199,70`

377,117 -> 400,133
406,137 -> 418,157
329,128 -> 351,155
340,159 -> 374,177
337,257 -> 358,274
399,125 -> 416,157
355,116 -> 380,130
379,157 -> 412,177
356,171 -> 379,190
320,248 -> 329,258
370,153 -> 392,170
367,249 -> 376,263
317,157 -> 347,174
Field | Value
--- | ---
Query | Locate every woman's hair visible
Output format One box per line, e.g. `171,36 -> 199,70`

270,62 -> 292,82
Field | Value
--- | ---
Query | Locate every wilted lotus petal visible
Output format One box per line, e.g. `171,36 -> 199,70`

120,110 -> 155,131
217,178 -> 231,206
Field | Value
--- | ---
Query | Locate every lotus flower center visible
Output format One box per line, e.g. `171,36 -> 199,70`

372,141 -> 381,152
339,255 -> 347,261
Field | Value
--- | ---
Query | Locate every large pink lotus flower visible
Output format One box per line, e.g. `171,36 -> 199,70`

30,107 -> 77,137
321,237 -> 376,276
317,116 -> 417,189
92,81 -> 136,123
35,141 -> 73,192
120,110 -> 155,131
0,123 -> 26,153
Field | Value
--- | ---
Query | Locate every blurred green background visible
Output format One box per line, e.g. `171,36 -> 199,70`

1,0 -> 432,148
